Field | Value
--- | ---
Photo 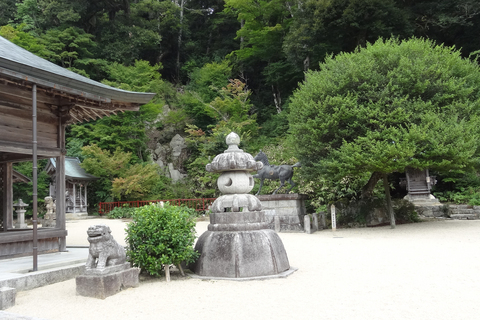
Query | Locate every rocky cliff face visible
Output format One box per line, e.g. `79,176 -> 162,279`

152,134 -> 188,182
147,106 -> 188,182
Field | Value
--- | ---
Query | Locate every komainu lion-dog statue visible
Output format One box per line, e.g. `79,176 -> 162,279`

86,224 -> 126,270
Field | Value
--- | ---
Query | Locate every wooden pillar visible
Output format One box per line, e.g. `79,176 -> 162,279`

73,183 -> 76,214
79,184 -> 83,212
1,163 -> 4,231
2,163 -> 13,230
56,118 -> 67,251
32,82 -> 38,271
84,184 -> 88,212
56,155 -> 66,251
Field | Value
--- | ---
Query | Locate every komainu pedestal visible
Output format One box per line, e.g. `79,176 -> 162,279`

76,263 -> 140,299
191,133 -> 294,279
76,224 -> 139,299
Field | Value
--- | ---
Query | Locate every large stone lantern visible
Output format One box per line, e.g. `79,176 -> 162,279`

191,132 -> 293,279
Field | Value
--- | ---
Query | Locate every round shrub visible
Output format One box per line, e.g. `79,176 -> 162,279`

125,203 -> 199,276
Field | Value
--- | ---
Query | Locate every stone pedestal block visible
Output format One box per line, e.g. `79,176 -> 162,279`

76,263 -> 139,299
0,287 -> 16,310
257,194 -> 307,232
41,219 -> 56,227
65,212 -> 88,220
209,210 -> 268,231
192,229 -> 290,278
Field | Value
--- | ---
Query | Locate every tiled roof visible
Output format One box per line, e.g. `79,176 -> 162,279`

49,157 -> 98,181
0,36 -> 155,104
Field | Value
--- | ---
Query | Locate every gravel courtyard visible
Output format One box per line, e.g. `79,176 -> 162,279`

6,218 -> 480,320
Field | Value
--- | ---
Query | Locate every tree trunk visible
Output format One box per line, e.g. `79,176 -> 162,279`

206,31 -> 212,55
240,19 -> 245,48
357,29 -> 367,48
383,173 -> 396,229
303,56 -> 310,72
177,263 -> 185,276
176,0 -> 185,81
361,171 -> 382,198
272,85 -> 282,113
164,264 -> 171,282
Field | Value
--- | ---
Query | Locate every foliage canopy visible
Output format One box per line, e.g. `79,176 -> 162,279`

289,38 -> 480,202
4,1 -> 480,207
81,144 -> 166,202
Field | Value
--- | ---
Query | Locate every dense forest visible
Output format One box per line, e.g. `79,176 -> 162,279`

3,0 -> 480,214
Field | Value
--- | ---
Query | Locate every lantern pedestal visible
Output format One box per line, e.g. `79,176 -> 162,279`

13,199 -> 28,229
191,133 -> 295,279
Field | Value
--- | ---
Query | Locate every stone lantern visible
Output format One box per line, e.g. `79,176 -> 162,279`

191,132 -> 293,279
13,198 -> 28,229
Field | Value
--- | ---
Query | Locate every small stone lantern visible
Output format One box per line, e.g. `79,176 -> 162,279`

191,132 -> 293,279
13,198 -> 28,229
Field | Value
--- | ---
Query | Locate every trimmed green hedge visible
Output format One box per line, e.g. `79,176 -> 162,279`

125,203 -> 199,276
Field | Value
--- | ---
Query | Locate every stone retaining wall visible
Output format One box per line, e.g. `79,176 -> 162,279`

257,194 -> 307,232
415,204 -> 480,220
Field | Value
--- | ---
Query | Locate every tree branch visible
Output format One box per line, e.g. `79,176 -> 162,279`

361,171 -> 382,198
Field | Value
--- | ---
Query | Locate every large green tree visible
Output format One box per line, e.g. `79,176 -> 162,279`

5,0 -> 480,203
0,0 -> 17,26
289,38 -> 480,227
0,24 -> 53,59
397,0 -> 480,48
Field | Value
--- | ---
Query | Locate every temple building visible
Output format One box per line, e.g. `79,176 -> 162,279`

0,35 -> 155,258
45,157 -> 98,219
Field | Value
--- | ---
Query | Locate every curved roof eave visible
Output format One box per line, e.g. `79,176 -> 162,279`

0,36 -> 155,104
48,157 -> 99,181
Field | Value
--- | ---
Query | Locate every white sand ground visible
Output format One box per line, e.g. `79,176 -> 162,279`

7,218 -> 480,320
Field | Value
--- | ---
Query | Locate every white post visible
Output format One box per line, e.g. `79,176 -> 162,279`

331,204 -> 336,231
85,184 -> 88,211
304,214 -> 311,234
73,183 -> 76,214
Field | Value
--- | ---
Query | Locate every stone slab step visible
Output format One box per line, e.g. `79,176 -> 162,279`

451,208 -> 480,215
450,214 -> 478,220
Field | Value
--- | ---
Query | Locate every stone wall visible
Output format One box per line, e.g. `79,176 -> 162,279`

327,201 -> 480,228
257,194 -> 307,232
416,204 -> 480,220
